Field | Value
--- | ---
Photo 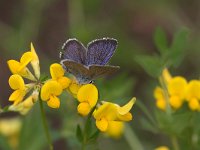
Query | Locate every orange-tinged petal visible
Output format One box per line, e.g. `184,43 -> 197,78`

117,97 -> 136,115
77,84 -> 98,107
77,102 -> 91,116
41,80 -> 62,101
58,77 -> 71,89
96,118 -> 108,132
50,63 -> 65,79
47,96 -> 60,108
9,75 -> 25,90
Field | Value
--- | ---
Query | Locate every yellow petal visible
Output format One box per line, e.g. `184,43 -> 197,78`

9,90 -> 25,105
93,103 -> 117,121
47,96 -> 60,108
117,97 -> 136,115
154,87 -> 165,100
9,75 -> 25,90
41,80 -> 63,101
156,99 -> 166,111
96,118 -> 108,132
155,146 -> 170,150
117,112 -> 132,121
50,63 -> 65,79
162,68 -> 172,84
19,52 -> 33,70
68,81 -> 82,97
7,60 -> 21,74
186,80 -> 200,100
77,102 -> 91,116
30,43 -> 39,61
168,76 -> 187,99
77,84 -> 98,107
58,77 -> 71,89
106,121 -> 124,138
30,43 -> 40,79
188,98 -> 200,111
169,96 -> 183,109
23,96 -> 34,108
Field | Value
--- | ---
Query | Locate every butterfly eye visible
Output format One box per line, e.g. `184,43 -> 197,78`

89,80 -> 94,84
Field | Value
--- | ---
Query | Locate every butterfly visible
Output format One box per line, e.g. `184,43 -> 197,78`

60,38 -> 120,84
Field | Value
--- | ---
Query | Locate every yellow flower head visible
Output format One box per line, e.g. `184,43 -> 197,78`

50,63 -> 71,89
186,80 -> 200,111
77,84 -> 98,116
93,98 -> 135,132
8,74 -> 26,105
41,80 -> 63,108
154,146 -> 170,150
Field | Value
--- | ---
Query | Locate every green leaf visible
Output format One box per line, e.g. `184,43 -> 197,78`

154,27 -> 168,54
76,124 -> 83,142
135,55 -> 164,78
88,130 -> 100,144
169,28 -> 189,67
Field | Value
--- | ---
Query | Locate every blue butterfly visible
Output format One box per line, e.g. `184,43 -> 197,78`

60,38 -> 120,84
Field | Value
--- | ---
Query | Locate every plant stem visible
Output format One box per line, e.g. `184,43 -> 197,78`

124,124 -> 144,150
171,136 -> 179,150
39,98 -> 53,150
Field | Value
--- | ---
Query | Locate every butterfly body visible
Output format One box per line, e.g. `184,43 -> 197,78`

60,38 -> 120,84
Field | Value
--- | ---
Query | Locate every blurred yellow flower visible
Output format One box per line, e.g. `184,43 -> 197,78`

186,80 -> 200,111
41,80 -> 63,108
154,87 -> 166,111
50,63 -> 71,89
93,98 -> 135,132
0,116 -> 22,149
77,84 -> 98,116
155,146 -> 170,150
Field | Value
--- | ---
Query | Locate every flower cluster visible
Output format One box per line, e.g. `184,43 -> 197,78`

154,69 -> 200,111
7,43 -> 40,114
6,43 -> 135,141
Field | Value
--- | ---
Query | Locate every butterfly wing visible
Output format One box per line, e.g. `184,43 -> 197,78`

86,38 -> 117,65
88,65 -> 120,80
61,38 -> 87,65
60,59 -> 93,84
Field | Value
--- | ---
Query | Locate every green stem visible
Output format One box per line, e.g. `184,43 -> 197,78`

124,124 -> 144,150
39,98 -> 53,150
171,136 -> 179,150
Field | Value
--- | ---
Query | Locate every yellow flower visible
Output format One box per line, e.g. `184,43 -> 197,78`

8,75 -> 27,105
41,80 -> 63,108
93,98 -> 135,132
7,51 -> 36,81
30,43 -> 40,79
186,80 -> 200,111
77,84 -> 98,116
8,90 -> 39,115
0,116 -> 22,149
105,121 -> 124,139
154,87 -> 166,111
50,63 -> 71,89
162,68 -> 172,84
154,146 -> 170,150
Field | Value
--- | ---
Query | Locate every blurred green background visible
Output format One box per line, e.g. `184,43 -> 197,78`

0,0 -> 200,149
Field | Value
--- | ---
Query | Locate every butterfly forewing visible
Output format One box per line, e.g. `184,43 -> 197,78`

86,38 -> 117,66
61,39 -> 87,65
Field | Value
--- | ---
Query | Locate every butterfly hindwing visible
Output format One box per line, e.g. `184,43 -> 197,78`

61,39 -> 87,65
86,38 -> 117,65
